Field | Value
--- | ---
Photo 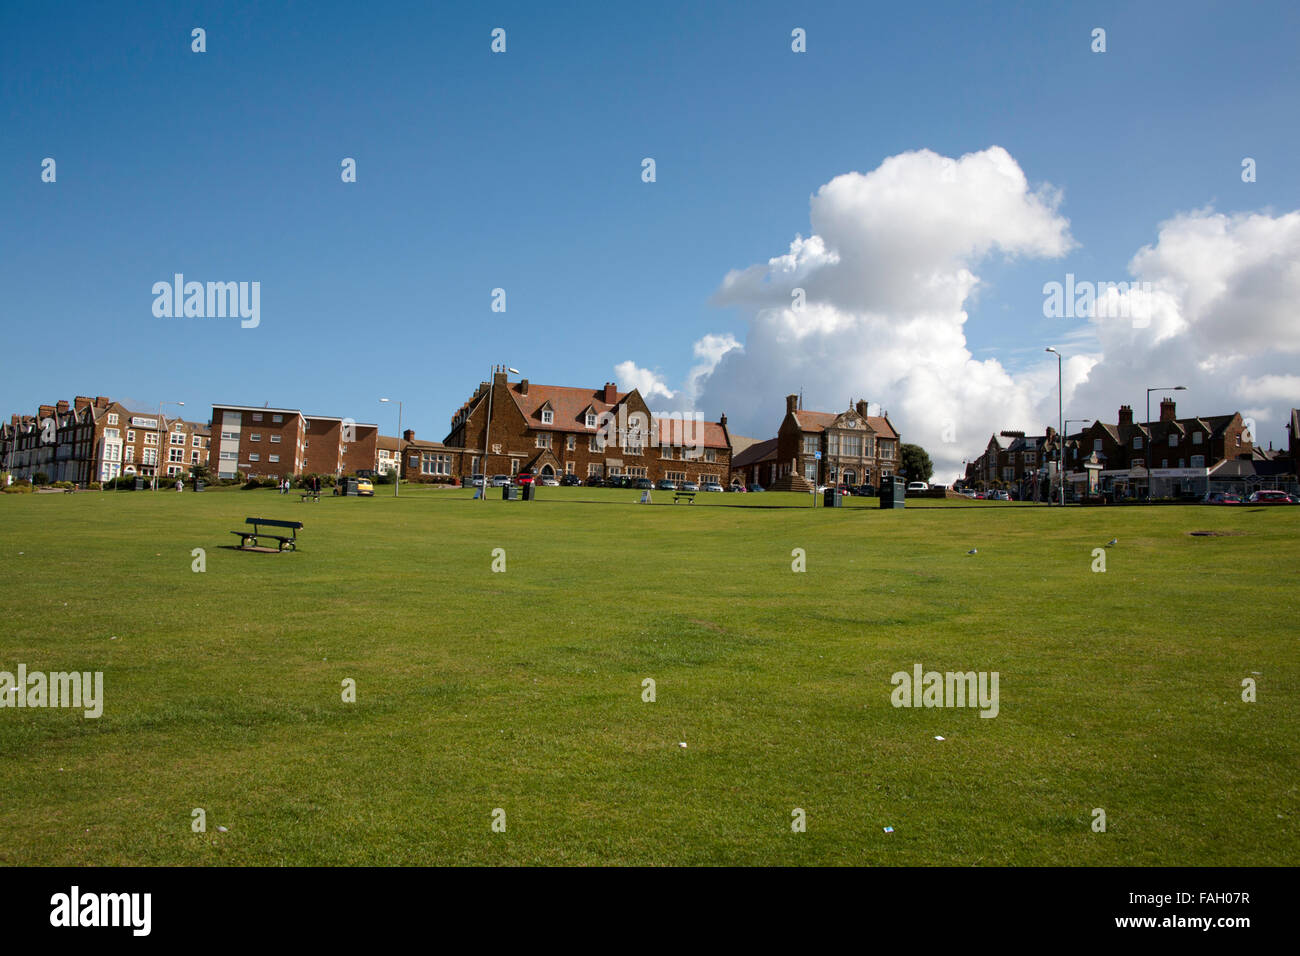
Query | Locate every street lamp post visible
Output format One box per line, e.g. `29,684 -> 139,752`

1045,348 -> 1064,506
1144,385 -> 1187,501
379,398 -> 402,497
480,365 -> 519,501
154,401 -> 184,490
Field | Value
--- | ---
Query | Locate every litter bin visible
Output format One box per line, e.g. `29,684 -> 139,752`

193,479 -> 205,492
823,488 -> 842,508
502,485 -> 519,501
134,477 -> 145,491
879,476 -> 905,509
520,483 -> 535,501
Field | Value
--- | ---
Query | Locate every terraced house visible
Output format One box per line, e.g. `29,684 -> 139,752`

439,368 -> 733,484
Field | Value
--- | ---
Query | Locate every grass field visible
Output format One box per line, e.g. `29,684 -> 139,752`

1,485 -> 1295,865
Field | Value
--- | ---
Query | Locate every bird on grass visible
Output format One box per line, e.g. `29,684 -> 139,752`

966,548 -> 978,555
1106,538 -> 1118,547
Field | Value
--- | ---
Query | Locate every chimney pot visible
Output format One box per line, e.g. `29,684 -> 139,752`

786,394 -> 799,415
604,382 -> 618,404
1160,398 -> 1177,422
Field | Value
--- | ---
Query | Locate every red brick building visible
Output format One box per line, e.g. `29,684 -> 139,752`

440,368 -> 732,483
764,395 -> 900,491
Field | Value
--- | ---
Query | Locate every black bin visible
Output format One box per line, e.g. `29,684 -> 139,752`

502,485 -> 519,501
520,484 -> 535,501
134,478 -> 145,491
823,488 -> 842,508
193,479 -> 205,492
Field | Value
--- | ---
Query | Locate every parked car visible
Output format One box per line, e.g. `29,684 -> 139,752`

1247,490 -> 1296,504
490,475 -> 512,487
1203,491 -> 1242,505
515,472 -> 535,485
907,481 -> 928,492
747,484 -> 764,493
636,478 -> 654,490
702,481 -> 724,492
584,475 -> 606,487
854,484 -> 876,497
836,485 -> 852,496
990,490 -> 1010,501
680,481 -> 699,492
656,479 -> 678,491
560,474 -> 582,486
467,474 -> 486,488
539,476 -> 560,487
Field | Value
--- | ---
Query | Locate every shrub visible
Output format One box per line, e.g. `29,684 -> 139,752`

242,479 -> 263,490
32,472 -> 49,486
89,481 -> 102,491
3,481 -> 33,494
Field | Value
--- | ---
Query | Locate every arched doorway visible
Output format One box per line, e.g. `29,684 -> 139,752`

540,464 -> 555,477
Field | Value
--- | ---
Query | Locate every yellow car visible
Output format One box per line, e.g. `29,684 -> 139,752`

355,478 -> 374,497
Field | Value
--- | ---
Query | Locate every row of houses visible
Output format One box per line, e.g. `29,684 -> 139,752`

963,398 -> 1300,498
3,373 -> 905,491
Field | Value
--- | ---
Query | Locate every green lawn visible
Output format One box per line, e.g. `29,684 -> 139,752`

0,485 -> 1295,865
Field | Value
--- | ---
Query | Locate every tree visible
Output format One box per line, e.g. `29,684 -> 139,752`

898,444 -> 934,483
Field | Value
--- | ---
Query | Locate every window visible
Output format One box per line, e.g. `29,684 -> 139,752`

1190,455 -> 1205,468
566,435 -> 575,451
587,463 -> 603,476
191,451 -> 200,463
510,459 -> 518,475
192,435 -> 201,447
171,432 -> 185,445
802,436 -> 818,455
1133,436 -> 1143,450
409,455 -> 419,467
565,461 -> 574,474
145,433 -> 158,446
265,454 -> 277,464
1169,433 -> 1178,447
471,457 -> 481,474
272,415 -> 283,423
421,453 -> 451,475
123,446 -> 134,462
219,451 -> 237,461
126,429 -> 135,443
827,434 -> 840,456
864,438 -> 874,458
142,448 -> 157,466
221,431 -> 238,441
270,434 -> 281,443
169,448 -> 184,462
107,414 -> 118,425
667,471 -> 686,482
252,413 -> 263,422
704,449 -> 716,463
536,433 -> 552,449
585,413 -> 597,428
842,435 -> 862,457
249,453 -> 260,462
804,462 -> 817,480
250,433 -> 261,442
1093,438 -> 1102,452
627,466 -> 647,478
1026,452 -> 1035,464
879,441 -> 895,459
541,409 -> 553,424
1193,432 -> 1203,445
661,446 -> 673,459
589,435 -> 604,452
167,465 -> 181,476
105,428 -> 120,440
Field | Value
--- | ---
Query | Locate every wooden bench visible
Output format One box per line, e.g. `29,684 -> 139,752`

673,492 -> 696,504
231,517 -> 304,552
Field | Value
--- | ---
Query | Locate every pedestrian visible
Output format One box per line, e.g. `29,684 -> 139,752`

176,478 -> 183,492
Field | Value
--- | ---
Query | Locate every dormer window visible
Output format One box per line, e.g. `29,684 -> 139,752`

1169,433 -> 1178,447
541,409 -> 553,424
585,412 -> 597,428
1193,432 -> 1203,445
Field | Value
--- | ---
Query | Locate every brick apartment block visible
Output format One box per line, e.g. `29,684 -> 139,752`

1,396 -> 210,485
209,404 -> 379,480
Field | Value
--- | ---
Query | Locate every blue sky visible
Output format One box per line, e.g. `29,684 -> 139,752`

3,1 -> 1298,462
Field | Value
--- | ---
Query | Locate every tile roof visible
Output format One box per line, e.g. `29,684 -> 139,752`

505,383 -> 627,433
794,409 -> 898,439
732,437 -> 779,468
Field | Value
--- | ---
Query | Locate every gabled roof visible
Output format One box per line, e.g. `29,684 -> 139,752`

505,382 -> 628,433
793,408 -> 898,439
654,417 -> 730,450
732,437 -> 778,468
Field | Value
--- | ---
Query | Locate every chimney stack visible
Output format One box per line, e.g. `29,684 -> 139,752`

1160,398 -> 1177,422
74,396 -> 92,413
786,394 -> 799,415
855,399 -> 869,418
519,379 -> 529,395
95,396 -> 110,408
719,413 -> 727,426
604,382 -> 618,404
1118,405 -> 1134,427
56,400 -> 69,415
403,429 -> 415,442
